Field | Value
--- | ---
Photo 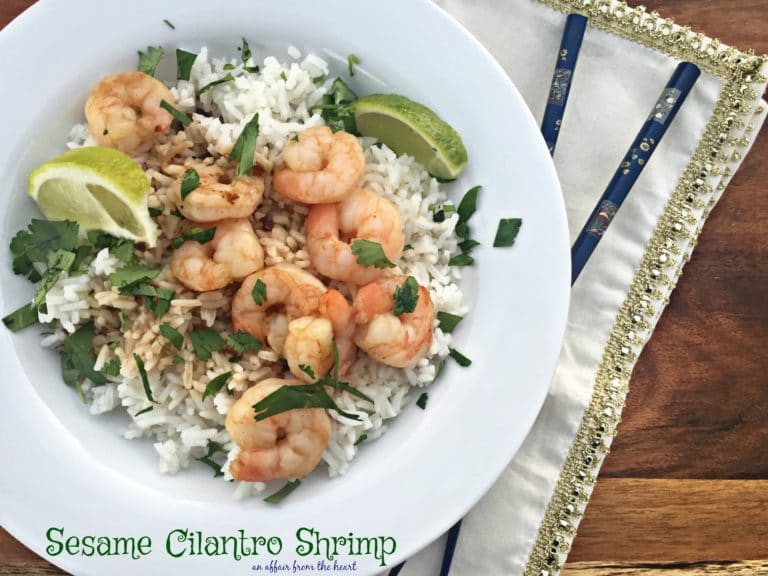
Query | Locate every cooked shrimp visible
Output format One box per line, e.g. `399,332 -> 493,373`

284,316 -> 334,383
231,264 -> 327,353
306,187 -> 405,285
226,378 -> 331,482
352,275 -> 435,368
272,126 -> 365,203
173,163 -> 265,223
85,72 -> 175,156
283,290 -> 357,382
171,219 -> 264,292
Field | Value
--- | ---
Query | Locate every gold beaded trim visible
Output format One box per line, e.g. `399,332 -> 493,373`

524,2 -> 767,575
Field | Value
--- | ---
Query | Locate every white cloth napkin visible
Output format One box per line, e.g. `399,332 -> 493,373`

397,1 -> 768,574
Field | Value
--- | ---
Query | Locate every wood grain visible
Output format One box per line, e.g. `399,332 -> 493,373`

1,0 -> 767,575
563,561 -> 768,576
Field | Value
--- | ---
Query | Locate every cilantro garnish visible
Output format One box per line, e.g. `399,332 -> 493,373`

179,167 -> 200,200
62,323 -> 107,388
196,441 -> 227,478
458,239 -> 480,254
133,354 -> 157,403
123,284 -> 175,318
189,328 -> 224,361
198,73 -> 235,96
309,78 -> 358,133
241,38 -> 252,63
176,49 -> 197,81
10,219 -> 78,281
102,357 -> 122,377
2,304 -> 38,332
298,364 -> 316,380
392,276 -> 419,316
160,99 -> 191,127
34,249 -> 76,308
203,371 -> 232,400
437,311 -> 463,333
148,207 -> 163,217
159,323 -> 183,349
163,19 -> 175,30
230,113 -> 260,180
351,239 -> 396,269
494,218 -> 523,248
172,226 -> 216,249
416,392 -> 429,410
448,347 -> 472,367
252,342 -> 372,422
226,332 -> 261,360
135,406 -> 154,417
448,254 -> 474,267
347,53 -> 360,77
109,265 -> 161,289
137,46 -> 164,76
457,186 -> 480,225
354,434 -> 368,446
264,479 -> 301,504
251,278 -> 267,306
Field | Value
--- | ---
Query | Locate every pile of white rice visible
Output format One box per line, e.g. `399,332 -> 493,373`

44,45 -> 466,497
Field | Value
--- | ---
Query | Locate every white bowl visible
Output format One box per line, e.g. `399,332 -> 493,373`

0,0 -> 570,574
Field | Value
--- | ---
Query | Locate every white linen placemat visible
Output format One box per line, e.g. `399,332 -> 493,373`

398,1 -> 768,574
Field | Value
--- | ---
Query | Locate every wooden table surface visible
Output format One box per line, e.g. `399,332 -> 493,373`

1,1 -> 766,575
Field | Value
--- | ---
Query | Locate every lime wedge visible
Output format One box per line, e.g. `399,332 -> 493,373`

27,147 -> 157,246
353,94 -> 468,179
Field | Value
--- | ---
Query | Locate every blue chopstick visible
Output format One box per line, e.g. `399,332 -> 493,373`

571,61 -> 701,283
439,520 -> 463,576
541,14 -> 588,155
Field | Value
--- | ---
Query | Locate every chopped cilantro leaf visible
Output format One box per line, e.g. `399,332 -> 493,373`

2,304 -> 38,332
137,46 -> 164,76
62,323 -> 107,387
392,276 -> 419,316
458,239 -> 480,253
251,278 -> 267,305
226,332 -> 261,359
448,254 -> 474,267
160,99 -> 191,126
179,167 -> 200,200
416,392 -> 428,409
135,406 -> 154,417
172,226 -> 216,249
159,323 -> 183,349
310,78 -> 358,133
241,38 -> 252,63
351,239 -> 396,269
196,441 -> 227,477
148,207 -> 163,217
133,354 -> 156,403
264,479 -> 301,504
176,48 -> 197,81
457,186 -> 481,224
230,113 -> 260,180
494,218 -> 523,248
102,357 -> 122,377
203,371 -> 232,400
110,239 -> 135,262
279,71 -> 287,81
34,249 -> 76,308
189,328 -> 224,361
10,219 -> 78,281
198,73 -> 235,96
449,347 -> 472,367
354,434 -> 368,446
163,19 -> 175,30
347,53 -> 360,77
312,75 -> 326,85
299,364 -> 316,380
437,311 -> 463,333
109,265 -> 161,290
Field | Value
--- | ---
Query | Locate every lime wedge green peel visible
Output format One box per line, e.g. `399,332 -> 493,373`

27,147 -> 158,246
353,94 -> 468,179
